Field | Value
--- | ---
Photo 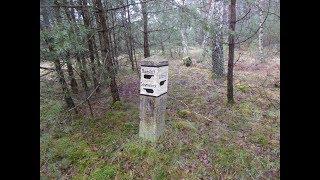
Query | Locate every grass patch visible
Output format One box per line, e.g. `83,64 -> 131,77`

111,101 -> 125,110
213,144 -> 255,177
172,120 -> 197,131
249,132 -> 269,147
177,109 -> 191,118
40,100 -> 63,122
45,135 -> 100,177
89,164 -> 117,180
236,83 -> 250,93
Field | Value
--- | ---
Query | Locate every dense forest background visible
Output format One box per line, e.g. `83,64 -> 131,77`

40,0 -> 280,179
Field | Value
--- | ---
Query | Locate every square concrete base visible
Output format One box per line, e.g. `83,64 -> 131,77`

139,93 -> 167,142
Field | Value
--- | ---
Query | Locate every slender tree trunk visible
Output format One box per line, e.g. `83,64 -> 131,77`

122,0 -> 135,71
53,0 -> 79,94
62,0 -> 90,91
212,0 -> 225,77
181,28 -> 188,56
93,0 -> 120,103
160,41 -> 165,55
258,0 -> 264,62
64,0 -> 90,82
201,0 -> 213,50
126,0 -> 137,71
47,38 -> 78,112
141,0 -> 150,58
66,53 -> 79,94
227,0 -> 236,104
110,8 -> 119,74
80,0 -> 101,93
43,0 -> 77,112
180,1 -> 189,56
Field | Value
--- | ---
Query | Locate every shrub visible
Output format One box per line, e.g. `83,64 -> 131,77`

183,57 -> 192,67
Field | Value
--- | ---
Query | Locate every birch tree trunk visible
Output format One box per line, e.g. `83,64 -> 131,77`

212,0 -> 225,77
258,0 -> 264,62
180,1 -> 189,56
227,0 -> 236,104
201,0 -> 213,50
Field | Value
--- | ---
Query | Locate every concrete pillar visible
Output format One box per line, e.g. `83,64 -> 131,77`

139,55 -> 169,142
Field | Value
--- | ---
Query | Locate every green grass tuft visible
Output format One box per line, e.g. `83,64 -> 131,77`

111,101 -> 125,110
177,109 -> 191,118
172,120 -> 197,131
236,83 -> 250,93
89,164 -> 117,180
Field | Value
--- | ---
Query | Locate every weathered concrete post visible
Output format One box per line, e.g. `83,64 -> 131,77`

139,55 -> 169,142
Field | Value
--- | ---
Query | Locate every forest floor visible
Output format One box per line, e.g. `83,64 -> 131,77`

40,46 -> 280,179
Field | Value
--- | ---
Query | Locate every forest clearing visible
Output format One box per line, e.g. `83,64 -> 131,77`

40,0 -> 280,179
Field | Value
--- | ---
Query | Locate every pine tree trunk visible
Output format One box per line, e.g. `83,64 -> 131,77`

53,0 -> 79,94
93,0 -> 120,103
64,0 -> 90,81
212,0 -> 225,77
227,0 -> 236,104
43,0 -> 77,112
80,0 -> 100,93
141,0 -> 150,58
110,8 -> 119,74
47,38 -> 77,112
62,0 -> 90,91
127,0 -> 137,71
122,0 -> 135,71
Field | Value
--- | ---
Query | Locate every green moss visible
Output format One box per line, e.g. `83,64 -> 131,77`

47,136 -> 99,175
123,122 -> 138,134
250,133 -> 269,147
172,120 -> 196,131
106,111 -> 126,120
89,164 -> 117,180
177,109 -> 191,118
111,101 -> 125,110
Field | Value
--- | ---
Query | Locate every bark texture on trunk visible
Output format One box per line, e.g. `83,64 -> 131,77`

48,38 -> 77,112
227,0 -> 236,104
53,0 -> 79,94
180,0 -> 189,56
122,0 -> 135,71
212,0 -> 225,77
93,0 -> 120,102
80,0 -> 100,93
66,53 -> 79,94
258,0 -> 264,62
141,0 -> 150,58
201,0 -> 213,50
